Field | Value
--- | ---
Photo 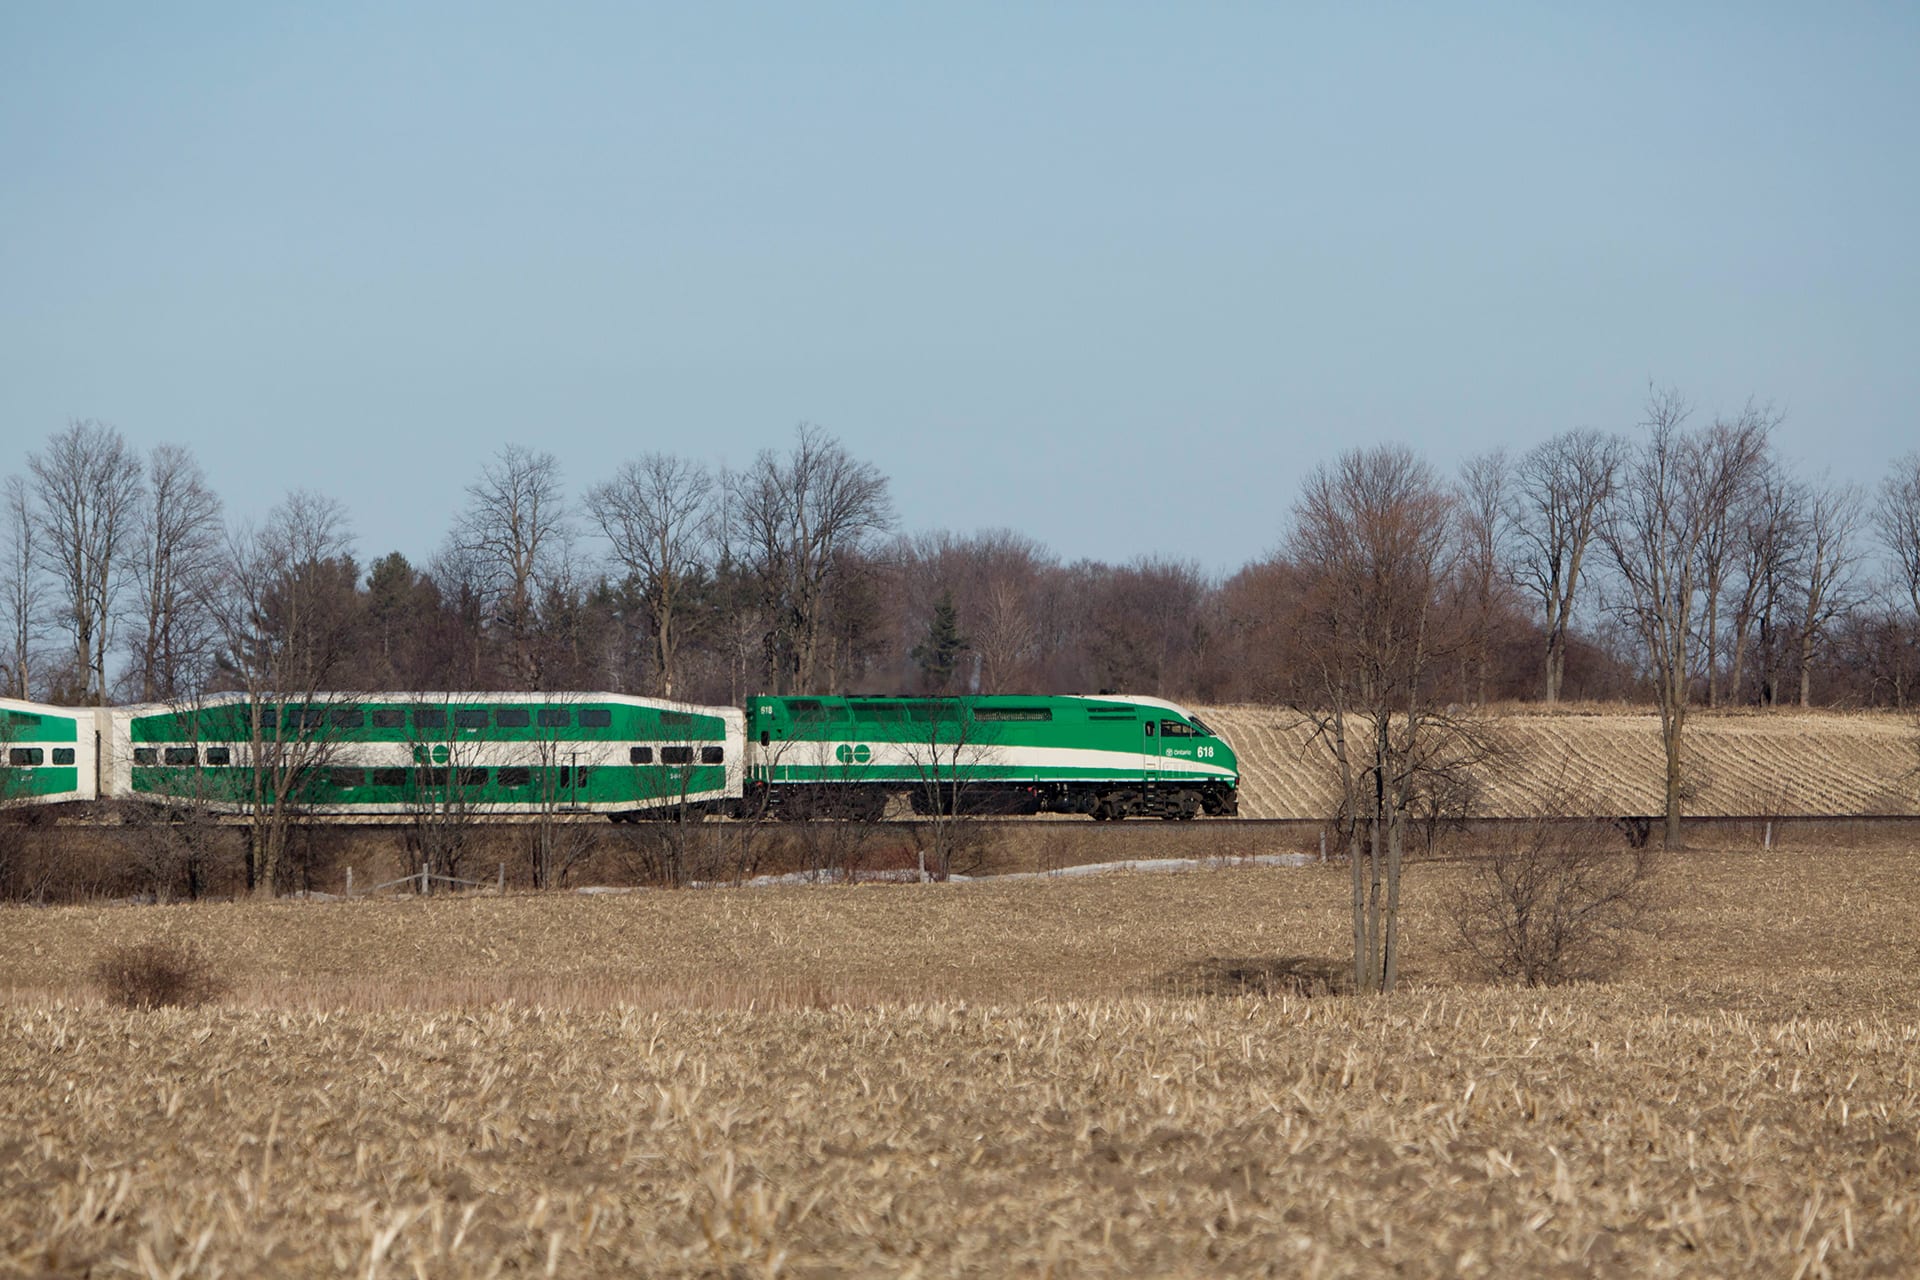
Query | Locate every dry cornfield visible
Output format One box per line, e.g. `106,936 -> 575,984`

1197,704 -> 1920,820
4,849 -> 1920,1276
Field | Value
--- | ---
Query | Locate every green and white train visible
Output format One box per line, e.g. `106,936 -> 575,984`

100,692 -> 741,818
747,694 -> 1239,821
0,697 -> 95,807
0,690 -> 1238,822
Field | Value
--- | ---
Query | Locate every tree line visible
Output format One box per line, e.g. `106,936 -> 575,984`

2,401 -> 1918,718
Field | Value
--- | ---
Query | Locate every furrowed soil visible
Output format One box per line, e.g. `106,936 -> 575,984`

1197,704 -> 1920,819
5,848 -> 1920,1276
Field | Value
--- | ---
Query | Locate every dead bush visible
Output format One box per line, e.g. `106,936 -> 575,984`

89,939 -> 229,1010
1450,820 -> 1661,986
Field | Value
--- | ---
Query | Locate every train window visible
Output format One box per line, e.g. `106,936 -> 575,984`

499,766 -> 531,787
495,708 -> 530,728
1160,720 -> 1196,738
975,707 -> 1051,721
537,708 -> 570,728
53,748 -> 75,765
550,766 -> 570,787
373,767 -> 407,787
257,707 -> 279,730
759,731 -> 770,746
661,710 -> 691,727
133,748 -> 158,766
701,746 -> 725,764
294,707 -> 329,730
1188,715 -> 1214,736
1144,722 -> 1156,737
8,747 -> 43,766
330,707 -> 364,729
414,707 -> 448,729
629,746 -> 654,764
164,747 -> 198,766
330,768 -> 366,788
579,709 -> 612,728
661,746 -> 693,765
575,766 -> 593,785
455,709 -> 489,729
457,767 -> 488,786
371,709 -> 406,729
205,747 -> 231,766
422,767 -> 449,787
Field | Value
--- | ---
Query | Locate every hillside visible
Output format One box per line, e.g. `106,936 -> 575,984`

1196,705 -> 1920,819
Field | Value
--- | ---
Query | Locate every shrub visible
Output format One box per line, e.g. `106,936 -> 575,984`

89,939 -> 229,1010
1450,820 -> 1662,986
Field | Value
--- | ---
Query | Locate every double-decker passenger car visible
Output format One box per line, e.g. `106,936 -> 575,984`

0,698 -> 96,806
103,692 -> 743,819
745,693 -> 1238,820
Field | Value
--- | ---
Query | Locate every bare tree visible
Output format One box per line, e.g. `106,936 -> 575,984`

127,444 -> 223,702
587,454 -> 714,698
454,445 -> 569,689
1726,462 -> 1805,706
1794,478 -> 1864,706
730,425 -> 892,692
204,490 -> 359,895
1286,444 -> 1462,995
1456,449 -> 1510,707
0,476 -> 43,700
1877,452 -> 1920,677
1511,429 -> 1623,703
28,420 -> 146,704
1600,388 -> 1769,849
1691,406 -> 1776,706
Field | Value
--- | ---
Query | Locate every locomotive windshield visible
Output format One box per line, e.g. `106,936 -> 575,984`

1188,715 -> 1215,736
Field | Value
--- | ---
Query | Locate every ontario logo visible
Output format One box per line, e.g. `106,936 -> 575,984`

834,743 -> 872,765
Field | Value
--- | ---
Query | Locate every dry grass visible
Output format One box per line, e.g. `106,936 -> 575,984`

1198,703 -> 1920,819
5,849 -> 1920,1275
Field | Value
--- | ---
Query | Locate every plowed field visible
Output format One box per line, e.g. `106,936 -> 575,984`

1198,705 -> 1920,819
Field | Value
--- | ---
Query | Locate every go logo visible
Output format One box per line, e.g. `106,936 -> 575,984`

835,743 -> 873,765
412,744 -> 451,765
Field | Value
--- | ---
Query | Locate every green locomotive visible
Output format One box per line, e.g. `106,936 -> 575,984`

745,693 -> 1238,820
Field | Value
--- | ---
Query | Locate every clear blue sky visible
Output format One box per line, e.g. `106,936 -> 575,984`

4,3 -> 1915,574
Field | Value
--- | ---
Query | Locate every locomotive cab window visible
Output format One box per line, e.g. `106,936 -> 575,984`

1144,722 -> 1155,737
1160,720 -> 1197,738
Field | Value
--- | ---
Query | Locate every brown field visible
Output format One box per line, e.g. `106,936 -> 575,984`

5,847 -> 1920,1276
1198,704 -> 1920,820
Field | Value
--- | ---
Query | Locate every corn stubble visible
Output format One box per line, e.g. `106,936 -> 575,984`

5,851 -> 1920,1276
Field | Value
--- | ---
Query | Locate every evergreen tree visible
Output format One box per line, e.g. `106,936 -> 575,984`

911,590 -> 970,692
